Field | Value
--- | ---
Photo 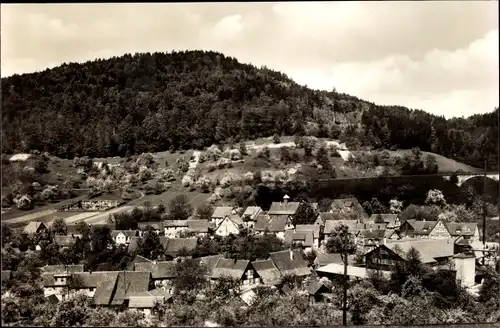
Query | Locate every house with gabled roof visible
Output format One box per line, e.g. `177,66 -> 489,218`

254,214 -> 294,240
196,254 -> 225,275
163,220 -> 189,238
137,222 -> 164,235
357,229 -> 387,251
211,206 -> 236,227
369,214 -> 401,230
134,261 -> 177,293
399,219 -> 450,239
215,214 -> 244,237
41,264 -> 85,300
445,222 -> 480,242
108,271 -> 153,307
111,230 -> 140,245
324,220 -> 362,238
210,259 -> 260,290
128,288 -> 172,315
267,195 -> 301,222
164,237 -> 198,259
305,279 -> 331,303
187,219 -> 215,236
386,238 -> 456,265
329,198 -> 369,222
53,234 -> 82,249
251,259 -> 282,286
284,230 -> 315,249
242,206 -> 263,229
295,224 -> 323,248
24,221 -> 48,235
313,253 -> 343,269
268,250 -> 312,278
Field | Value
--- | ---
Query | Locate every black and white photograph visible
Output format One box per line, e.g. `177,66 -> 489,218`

1,1 -> 499,326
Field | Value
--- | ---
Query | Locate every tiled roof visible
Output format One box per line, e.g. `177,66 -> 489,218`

369,214 -> 399,226
163,220 -> 189,228
128,288 -> 172,308
242,206 -> 262,221
295,224 -> 321,239
72,271 -> 118,288
134,261 -> 177,279
319,212 -> 337,222
227,214 -> 244,226
212,206 -> 234,218
138,222 -> 164,230
42,264 -> 84,275
197,254 -> 225,274
111,230 -> 139,239
24,221 -> 46,234
445,222 -> 477,236
211,258 -> 251,280
324,220 -> 361,235
268,202 -> 300,215
359,229 -> 386,240
254,214 -> 291,232
314,253 -> 343,267
110,271 -> 151,306
187,220 -> 212,233
268,250 -> 311,277
164,238 -> 198,256
306,280 -> 328,295
330,198 -> 368,220
93,272 -> 120,306
54,234 -> 82,247
317,263 -> 391,279
284,230 -> 314,247
386,239 -> 455,264
251,259 -> 282,286
404,220 -> 438,235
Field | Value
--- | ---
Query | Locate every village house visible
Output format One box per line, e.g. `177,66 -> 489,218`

399,219 -> 452,239
254,214 -> 295,240
137,222 -> 164,236
305,279 -> 331,303
328,198 -> 369,222
163,220 -> 189,238
267,195 -> 301,223
445,222 -> 480,242
24,221 -> 48,235
53,234 -> 82,249
241,206 -> 263,229
313,253 -> 343,269
210,259 -> 261,290
186,220 -> 215,237
318,212 -> 337,226
251,259 -> 282,287
134,261 -> 177,293
111,230 -> 140,245
215,214 -> 245,237
369,214 -> 401,230
128,288 -> 173,315
364,244 -> 406,271
284,230 -> 315,250
162,237 -> 198,259
196,254 -> 225,276
357,229 -> 387,252
41,264 -> 85,300
384,239 -> 456,267
107,271 -> 153,307
295,224 -> 322,248
268,249 -> 312,278
211,206 -> 236,227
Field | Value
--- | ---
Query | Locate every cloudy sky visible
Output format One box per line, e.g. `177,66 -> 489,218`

1,2 -> 498,118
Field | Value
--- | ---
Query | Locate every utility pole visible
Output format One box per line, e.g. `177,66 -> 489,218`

483,160 -> 487,266
342,231 -> 348,326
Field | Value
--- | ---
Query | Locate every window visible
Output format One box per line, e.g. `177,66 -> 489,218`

89,288 -> 95,292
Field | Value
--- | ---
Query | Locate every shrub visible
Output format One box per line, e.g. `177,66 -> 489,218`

273,133 -> 281,144
15,195 -> 33,210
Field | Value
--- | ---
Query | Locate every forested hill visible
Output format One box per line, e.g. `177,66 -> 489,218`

1,50 -> 498,169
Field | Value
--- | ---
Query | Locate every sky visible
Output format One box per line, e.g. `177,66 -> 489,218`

1,2 -> 498,118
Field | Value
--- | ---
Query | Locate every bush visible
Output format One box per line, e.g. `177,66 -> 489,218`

15,195 -> 33,210
273,133 -> 281,144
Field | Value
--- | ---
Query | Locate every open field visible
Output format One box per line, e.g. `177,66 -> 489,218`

1,209 -> 59,225
63,211 -> 102,224
84,206 -> 136,224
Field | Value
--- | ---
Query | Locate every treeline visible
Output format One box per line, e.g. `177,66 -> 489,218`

1,50 -> 498,169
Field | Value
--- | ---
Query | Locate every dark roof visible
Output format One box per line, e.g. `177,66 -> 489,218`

268,201 -> 300,215
324,220 -> 361,235
306,280 -> 329,295
197,254 -> 225,274
314,253 -> 343,267
227,214 -> 244,226
24,221 -> 46,234
138,222 -> 164,230
330,198 -> 368,220
295,224 -> 321,239
42,264 -> 84,275
359,229 -> 386,240
369,214 -> 399,226
111,230 -> 139,238
242,206 -> 262,221
251,260 -> 282,286
211,258 -> 251,280
284,230 -> 314,247
268,250 -> 311,277
46,294 -> 59,304
319,212 -> 337,222
404,220 -> 438,235
187,220 -> 212,233
163,220 -> 189,228
54,234 -> 82,247
110,271 -> 151,306
134,261 -> 177,279
445,222 -> 477,236
254,214 -> 291,232
93,272 -> 120,306
66,223 -> 88,235
1,270 -> 12,282
164,238 -> 198,256
72,271 -> 119,288
132,254 -> 153,264
212,206 -> 234,218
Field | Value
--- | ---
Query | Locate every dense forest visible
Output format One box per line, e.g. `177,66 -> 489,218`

1,50 -> 498,169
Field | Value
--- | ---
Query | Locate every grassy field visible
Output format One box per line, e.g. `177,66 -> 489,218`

390,150 -> 481,173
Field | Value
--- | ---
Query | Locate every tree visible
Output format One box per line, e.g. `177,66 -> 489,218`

172,258 -> 207,294
169,194 -> 193,220
51,217 -> 67,235
316,146 -> 332,171
196,203 -> 214,221
425,189 -> 447,207
273,133 -> 281,144
294,201 -> 318,225
138,227 -> 164,260
389,198 -> 403,214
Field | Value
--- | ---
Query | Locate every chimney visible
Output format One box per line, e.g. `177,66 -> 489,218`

283,194 -> 290,206
289,249 -> 294,261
